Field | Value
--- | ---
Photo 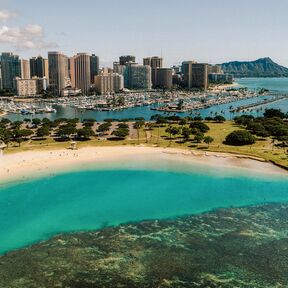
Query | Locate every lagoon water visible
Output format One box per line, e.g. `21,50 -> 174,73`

1,77 -> 288,255
0,162 -> 288,255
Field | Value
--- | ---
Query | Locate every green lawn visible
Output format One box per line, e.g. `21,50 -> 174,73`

4,121 -> 288,168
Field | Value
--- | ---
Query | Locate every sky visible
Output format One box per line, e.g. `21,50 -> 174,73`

0,0 -> 288,67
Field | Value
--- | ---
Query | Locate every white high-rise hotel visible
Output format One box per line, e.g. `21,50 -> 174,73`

94,72 -> 124,95
70,53 -> 91,95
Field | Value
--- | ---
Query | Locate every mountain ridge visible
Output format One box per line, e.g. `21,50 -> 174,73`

219,57 -> 288,77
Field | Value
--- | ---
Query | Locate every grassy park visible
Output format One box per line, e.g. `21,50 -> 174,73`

1,111 -> 287,168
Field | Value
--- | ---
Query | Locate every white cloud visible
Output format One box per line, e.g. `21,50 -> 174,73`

0,9 -> 58,50
0,10 -> 15,22
24,24 -> 43,36
0,24 -> 58,50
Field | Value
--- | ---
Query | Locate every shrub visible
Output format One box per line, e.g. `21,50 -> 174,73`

225,130 -> 256,146
112,128 -> 129,139
234,115 -> 254,126
264,109 -> 286,119
214,115 -> 226,123
189,121 -> 209,133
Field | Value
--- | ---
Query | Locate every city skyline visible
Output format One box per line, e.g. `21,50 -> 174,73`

0,0 -> 288,67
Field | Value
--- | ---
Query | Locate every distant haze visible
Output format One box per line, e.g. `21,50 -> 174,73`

1,0 -> 288,67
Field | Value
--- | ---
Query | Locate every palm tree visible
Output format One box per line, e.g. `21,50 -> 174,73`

134,120 -> 145,145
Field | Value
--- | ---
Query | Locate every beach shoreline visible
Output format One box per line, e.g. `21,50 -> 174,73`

0,146 -> 286,185
210,82 -> 239,92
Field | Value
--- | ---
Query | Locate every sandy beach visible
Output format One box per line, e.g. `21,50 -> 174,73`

210,83 -> 239,92
0,146 -> 286,184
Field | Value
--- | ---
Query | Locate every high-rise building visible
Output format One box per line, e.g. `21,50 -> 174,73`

124,63 -> 152,90
208,65 -> 223,74
155,68 -> 173,89
21,59 -> 30,79
90,54 -> 99,83
150,57 -> 163,69
48,52 -> 68,96
143,57 -> 163,68
181,61 -> 196,88
182,61 -> 208,90
119,55 -> 136,65
113,62 -> 126,75
208,73 -> 233,84
143,57 -> 151,66
101,67 -> 113,74
172,65 -> 181,74
70,53 -> 91,95
14,77 -> 48,97
94,72 -> 124,95
0,66 -> 2,89
191,63 -> 208,90
143,56 -> 163,88
0,52 -> 21,89
30,56 -> 49,79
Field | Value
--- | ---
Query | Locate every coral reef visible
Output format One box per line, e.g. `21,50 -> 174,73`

1,204 -> 288,287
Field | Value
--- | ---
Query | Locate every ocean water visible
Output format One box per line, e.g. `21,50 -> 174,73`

4,78 -> 288,122
237,77 -> 288,92
0,164 -> 287,255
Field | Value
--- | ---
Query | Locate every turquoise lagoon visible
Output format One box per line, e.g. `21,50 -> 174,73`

0,159 -> 287,255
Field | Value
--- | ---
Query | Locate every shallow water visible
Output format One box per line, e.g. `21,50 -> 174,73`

0,161 -> 287,255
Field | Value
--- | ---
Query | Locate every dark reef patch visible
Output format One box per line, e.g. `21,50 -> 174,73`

1,204 -> 288,287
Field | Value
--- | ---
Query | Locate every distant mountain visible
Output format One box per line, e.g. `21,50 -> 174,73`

219,57 -> 288,78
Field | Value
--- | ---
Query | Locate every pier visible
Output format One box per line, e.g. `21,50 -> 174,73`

231,94 -> 288,112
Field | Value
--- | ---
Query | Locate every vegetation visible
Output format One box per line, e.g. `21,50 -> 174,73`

225,130 -> 256,146
112,128 -> 129,139
204,136 -> 214,147
220,57 -> 288,77
0,109 -> 287,167
189,121 -> 210,133
234,109 -> 288,149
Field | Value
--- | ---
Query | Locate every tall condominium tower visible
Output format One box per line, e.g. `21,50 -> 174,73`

70,53 -> 91,95
143,56 -> 163,88
119,55 -> 136,65
113,62 -> 126,75
21,59 -> 30,79
0,52 -> 21,89
155,68 -> 173,89
90,54 -> 99,83
191,63 -> 208,90
182,61 -> 208,90
94,72 -> 124,95
181,61 -> 196,88
0,66 -> 2,89
48,52 -> 68,96
208,65 -> 223,74
124,63 -> 151,90
30,56 -> 49,79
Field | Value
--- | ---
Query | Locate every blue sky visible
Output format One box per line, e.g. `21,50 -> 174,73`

1,0 -> 288,67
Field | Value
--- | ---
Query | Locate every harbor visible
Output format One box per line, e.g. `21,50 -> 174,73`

231,94 -> 288,112
0,100 -> 56,115
0,86 -> 267,118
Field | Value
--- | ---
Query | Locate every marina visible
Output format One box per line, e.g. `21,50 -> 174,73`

0,82 -> 271,120
0,101 -> 56,115
0,78 -> 288,123
231,94 -> 288,112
